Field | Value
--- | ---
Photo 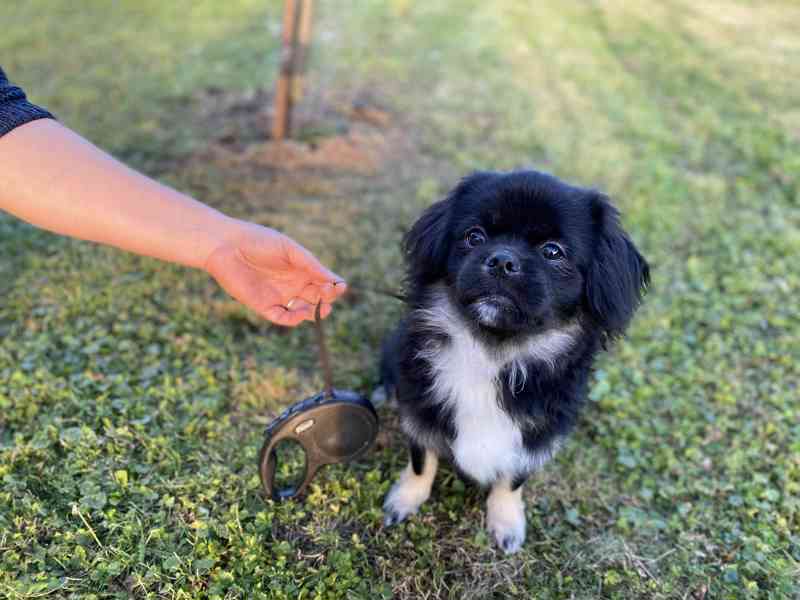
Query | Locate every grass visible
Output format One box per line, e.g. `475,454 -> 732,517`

1,0 -> 799,598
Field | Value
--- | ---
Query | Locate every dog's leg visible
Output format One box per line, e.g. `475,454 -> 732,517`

383,443 -> 438,526
486,475 -> 527,554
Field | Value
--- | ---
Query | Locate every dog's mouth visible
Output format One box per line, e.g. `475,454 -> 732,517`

466,294 -> 521,328
471,294 -> 517,311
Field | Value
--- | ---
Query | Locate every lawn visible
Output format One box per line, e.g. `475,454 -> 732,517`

1,1 -> 799,598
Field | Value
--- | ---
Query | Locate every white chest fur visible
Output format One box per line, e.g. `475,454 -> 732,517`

414,292 -> 578,485
421,330 -> 524,484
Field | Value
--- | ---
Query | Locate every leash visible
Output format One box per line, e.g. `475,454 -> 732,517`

344,281 -> 408,303
259,283 -> 401,501
310,282 -> 406,397
312,302 -> 335,398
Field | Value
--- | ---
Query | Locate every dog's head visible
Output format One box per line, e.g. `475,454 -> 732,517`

404,170 -> 649,342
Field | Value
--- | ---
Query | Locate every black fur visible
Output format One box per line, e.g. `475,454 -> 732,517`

585,193 -> 650,338
381,169 -> 649,486
510,473 -> 528,492
409,442 -> 426,476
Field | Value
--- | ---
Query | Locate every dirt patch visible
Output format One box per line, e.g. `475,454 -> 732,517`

191,86 -> 403,175
251,132 -> 384,173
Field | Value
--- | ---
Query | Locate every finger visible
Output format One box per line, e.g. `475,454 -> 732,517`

285,301 -> 332,324
286,299 -> 314,318
292,301 -> 333,323
296,281 -> 347,306
333,280 -> 347,297
319,281 -> 348,303
297,283 -> 322,306
263,304 -> 310,327
317,302 -> 333,320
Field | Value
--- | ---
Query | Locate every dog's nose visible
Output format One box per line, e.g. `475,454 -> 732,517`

484,249 -> 521,276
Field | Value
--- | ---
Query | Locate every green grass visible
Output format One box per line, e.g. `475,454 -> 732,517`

2,1 -> 799,598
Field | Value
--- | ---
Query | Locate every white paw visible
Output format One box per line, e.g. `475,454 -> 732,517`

486,486 -> 526,554
371,385 -> 397,409
383,466 -> 433,526
370,386 -> 388,408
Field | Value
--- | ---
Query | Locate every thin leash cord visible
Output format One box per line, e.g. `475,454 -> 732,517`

311,283 -> 405,397
345,282 -> 408,303
313,302 -> 335,398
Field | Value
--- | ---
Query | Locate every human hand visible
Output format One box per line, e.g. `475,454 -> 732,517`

0,119 -> 344,324
204,219 -> 347,326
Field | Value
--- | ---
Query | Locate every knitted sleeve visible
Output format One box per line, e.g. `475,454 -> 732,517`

0,66 -> 55,137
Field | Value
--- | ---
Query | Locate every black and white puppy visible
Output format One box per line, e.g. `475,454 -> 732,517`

377,169 -> 649,554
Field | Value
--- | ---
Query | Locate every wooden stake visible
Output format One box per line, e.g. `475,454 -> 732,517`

272,0 -> 299,141
293,0 -> 314,101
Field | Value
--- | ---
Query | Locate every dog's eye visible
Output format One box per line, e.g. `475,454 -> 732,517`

541,242 -> 565,260
465,227 -> 487,248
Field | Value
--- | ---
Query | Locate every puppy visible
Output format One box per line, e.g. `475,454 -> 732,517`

377,170 -> 649,554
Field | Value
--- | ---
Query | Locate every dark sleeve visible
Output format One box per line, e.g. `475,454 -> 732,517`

0,66 -> 55,137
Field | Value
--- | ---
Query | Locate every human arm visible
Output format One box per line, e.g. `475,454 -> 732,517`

0,118 -> 346,326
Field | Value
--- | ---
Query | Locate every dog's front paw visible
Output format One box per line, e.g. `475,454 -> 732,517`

383,472 -> 431,526
486,484 -> 526,554
487,505 -> 526,554
490,523 -> 526,554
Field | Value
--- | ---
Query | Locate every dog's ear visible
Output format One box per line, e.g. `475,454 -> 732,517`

402,197 -> 451,284
403,171 -> 498,284
585,193 -> 650,338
